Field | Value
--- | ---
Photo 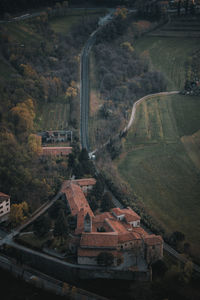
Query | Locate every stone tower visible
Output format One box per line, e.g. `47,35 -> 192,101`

84,212 -> 92,232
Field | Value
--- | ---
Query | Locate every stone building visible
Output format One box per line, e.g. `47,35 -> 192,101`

61,179 -> 163,270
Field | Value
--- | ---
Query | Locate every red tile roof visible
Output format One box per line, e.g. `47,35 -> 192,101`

63,183 -> 94,217
42,147 -> 72,156
73,178 -> 96,187
144,235 -> 163,246
112,207 -> 140,222
80,232 -> 118,248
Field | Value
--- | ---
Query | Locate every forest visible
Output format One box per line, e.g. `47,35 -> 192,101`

90,8 -> 167,151
0,0 -> 135,16
0,9 -> 98,212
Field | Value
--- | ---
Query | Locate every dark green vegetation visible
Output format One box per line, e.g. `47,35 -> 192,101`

0,10 -> 99,211
116,15 -> 200,261
0,0 -> 129,16
89,11 -> 167,148
135,37 -> 199,90
0,268 -> 66,300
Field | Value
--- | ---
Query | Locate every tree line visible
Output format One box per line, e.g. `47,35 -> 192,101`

0,11 -> 98,213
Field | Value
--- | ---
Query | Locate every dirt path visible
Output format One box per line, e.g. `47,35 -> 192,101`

122,91 -> 180,134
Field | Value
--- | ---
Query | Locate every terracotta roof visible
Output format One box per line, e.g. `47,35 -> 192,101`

144,235 -> 163,246
112,207 -> 125,216
80,232 -> 118,248
112,207 -> 140,222
93,212 -> 113,223
42,147 -> 72,156
73,178 -> 96,187
78,248 -> 118,258
105,218 -> 127,234
118,232 -> 138,244
64,183 -> 94,217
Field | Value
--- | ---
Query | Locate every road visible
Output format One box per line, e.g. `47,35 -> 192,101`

79,17 -> 200,274
80,10 -> 115,151
80,30 -> 97,151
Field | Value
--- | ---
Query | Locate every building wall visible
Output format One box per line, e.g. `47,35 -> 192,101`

129,220 -> 140,227
0,198 -> 10,218
146,244 -> 163,264
78,256 -> 118,267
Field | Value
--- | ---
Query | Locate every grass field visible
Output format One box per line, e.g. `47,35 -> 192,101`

35,102 -> 70,131
117,94 -> 200,256
135,36 -> 199,90
115,15 -> 200,259
50,9 -> 107,34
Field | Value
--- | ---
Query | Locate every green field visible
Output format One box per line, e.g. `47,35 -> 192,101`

117,94 -> 200,255
50,9 -> 106,34
135,36 -> 199,90
116,16 -> 200,259
35,102 -> 70,131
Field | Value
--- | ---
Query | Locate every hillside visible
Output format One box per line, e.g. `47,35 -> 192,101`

115,15 -> 200,261
0,9 -> 100,210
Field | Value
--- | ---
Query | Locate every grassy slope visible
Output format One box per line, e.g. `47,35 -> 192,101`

135,37 -> 199,90
116,18 -> 200,257
118,95 -> 200,251
50,9 -> 106,34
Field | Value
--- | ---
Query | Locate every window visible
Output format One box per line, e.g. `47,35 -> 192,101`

6,199 -> 9,202
6,203 -> 9,206
0,206 -> 3,209
152,245 -> 155,250
121,245 -> 123,249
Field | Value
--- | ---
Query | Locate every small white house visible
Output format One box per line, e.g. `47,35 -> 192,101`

0,192 -> 10,222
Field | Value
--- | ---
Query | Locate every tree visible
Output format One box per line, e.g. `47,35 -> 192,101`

169,231 -> 185,247
152,259 -> 168,279
53,209 -> 68,238
97,252 -> 114,266
10,202 -> 29,227
93,176 -> 104,201
28,134 -> 42,155
101,192 -> 113,212
48,200 -> 67,220
33,215 -> 51,238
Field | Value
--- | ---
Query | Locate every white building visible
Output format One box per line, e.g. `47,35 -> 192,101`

0,192 -> 10,222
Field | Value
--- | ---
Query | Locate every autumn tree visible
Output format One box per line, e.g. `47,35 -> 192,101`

114,7 -> 128,19
28,134 -> 42,155
65,81 -> 78,100
10,99 -> 35,135
10,202 -> 29,226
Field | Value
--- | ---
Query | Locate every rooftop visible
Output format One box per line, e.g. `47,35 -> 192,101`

63,182 -> 94,217
73,178 -> 96,187
80,232 -> 118,248
112,207 -> 141,222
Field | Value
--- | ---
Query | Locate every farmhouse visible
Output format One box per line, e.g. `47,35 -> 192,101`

62,179 -> 163,270
38,130 -> 72,144
0,192 -> 10,222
